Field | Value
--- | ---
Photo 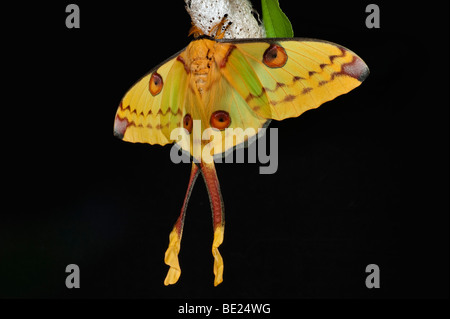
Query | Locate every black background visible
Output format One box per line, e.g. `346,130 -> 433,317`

1,1 -> 448,301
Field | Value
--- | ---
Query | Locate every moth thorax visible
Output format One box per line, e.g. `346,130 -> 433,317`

191,58 -> 213,94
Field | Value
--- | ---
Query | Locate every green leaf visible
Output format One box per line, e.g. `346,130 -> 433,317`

261,0 -> 294,38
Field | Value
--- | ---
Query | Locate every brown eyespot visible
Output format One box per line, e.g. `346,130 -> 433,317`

149,72 -> 163,96
263,44 -> 288,68
210,111 -> 231,130
183,114 -> 193,133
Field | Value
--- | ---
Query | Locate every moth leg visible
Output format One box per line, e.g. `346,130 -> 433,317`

200,161 -> 225,286
164,162 -> 200,285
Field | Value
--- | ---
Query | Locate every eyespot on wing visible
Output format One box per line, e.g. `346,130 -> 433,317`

263,44 -> 288,68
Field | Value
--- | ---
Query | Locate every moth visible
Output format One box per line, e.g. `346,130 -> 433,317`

114,17 -> 369,286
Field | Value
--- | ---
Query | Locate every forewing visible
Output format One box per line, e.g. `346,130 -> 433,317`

222,38 -> 369,121
114,49 -> 189,145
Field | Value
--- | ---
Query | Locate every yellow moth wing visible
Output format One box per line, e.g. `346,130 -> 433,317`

227,38 -> 369,121
114,50 -> 189,146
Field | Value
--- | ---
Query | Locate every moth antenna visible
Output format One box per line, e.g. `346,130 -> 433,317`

211,14 -> 230,39
223,21 -> 233,34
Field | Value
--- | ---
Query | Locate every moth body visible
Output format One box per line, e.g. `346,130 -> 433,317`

181,39 -> 235,97
186,39 -> 215,94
